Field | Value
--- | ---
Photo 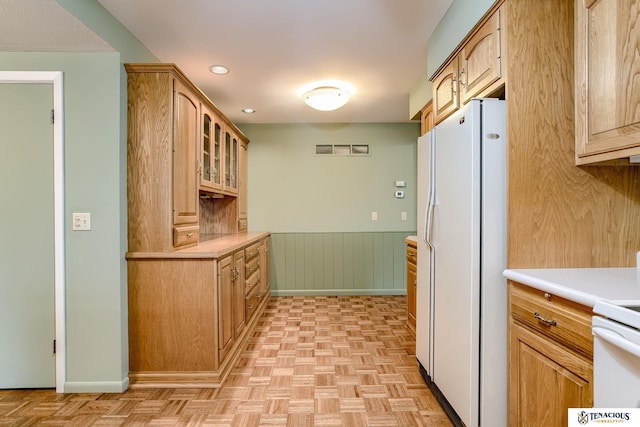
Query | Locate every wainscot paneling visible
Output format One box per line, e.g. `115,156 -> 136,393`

269,232 -> 415,296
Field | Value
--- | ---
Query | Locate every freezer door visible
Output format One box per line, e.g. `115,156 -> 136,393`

431,100 -> 481,427
416,130 -> 434,373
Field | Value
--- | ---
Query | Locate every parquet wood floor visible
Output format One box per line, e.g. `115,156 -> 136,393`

0,296 -> 452,426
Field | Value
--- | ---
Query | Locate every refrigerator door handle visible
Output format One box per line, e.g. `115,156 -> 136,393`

424,202 -> 432,246
424,136 -> 437,248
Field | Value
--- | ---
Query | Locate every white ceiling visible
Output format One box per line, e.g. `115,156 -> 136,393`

0,0 -> 113,52
0,0 -> 453,124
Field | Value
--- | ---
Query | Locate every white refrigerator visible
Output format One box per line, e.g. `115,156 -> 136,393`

416,98 -> 507,427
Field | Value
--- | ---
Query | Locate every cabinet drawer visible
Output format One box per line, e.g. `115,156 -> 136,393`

173,224 -> 199,247
245,284 -> 265,320
245,257 -> 260,278
406,245 -> 417,265
245,269 -> 260,295
509,281 -> 593,358
244,241 -> 261,262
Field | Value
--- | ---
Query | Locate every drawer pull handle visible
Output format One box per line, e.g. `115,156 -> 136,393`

534,312 -> 557,327
186,232 -> 194,238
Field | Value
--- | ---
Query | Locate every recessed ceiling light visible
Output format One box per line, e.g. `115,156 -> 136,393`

209,65 -> 229,75
242,108 -> 255,114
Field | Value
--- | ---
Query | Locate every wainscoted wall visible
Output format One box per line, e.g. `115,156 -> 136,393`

238,123 -> 420,295
269,232 -> 415,296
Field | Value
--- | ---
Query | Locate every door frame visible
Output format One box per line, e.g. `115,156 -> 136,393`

0,71 -> 66,392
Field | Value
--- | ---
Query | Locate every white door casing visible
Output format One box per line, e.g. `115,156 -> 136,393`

0,71 -> 65,392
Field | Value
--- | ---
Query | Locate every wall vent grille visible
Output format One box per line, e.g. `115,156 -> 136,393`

315,144 -> 370,156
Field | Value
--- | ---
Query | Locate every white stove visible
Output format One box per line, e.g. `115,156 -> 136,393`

592,300 -> 640,408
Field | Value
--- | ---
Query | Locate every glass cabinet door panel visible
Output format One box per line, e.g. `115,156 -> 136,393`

214,122 -> 221,185
202,113 -> 212,183
232,136 -> 238,189
225,131 -> 231,187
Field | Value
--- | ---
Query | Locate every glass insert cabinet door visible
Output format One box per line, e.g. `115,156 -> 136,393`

213,122 -> 221,186
224,130 -> 238,192
200,107 -> 222,190
202,112 -> 212,183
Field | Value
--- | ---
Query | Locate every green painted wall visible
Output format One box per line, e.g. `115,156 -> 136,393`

0,1 -> 158,392
239,123 -> 418,295
240,123 -> 419,232
0,52 -> 125,391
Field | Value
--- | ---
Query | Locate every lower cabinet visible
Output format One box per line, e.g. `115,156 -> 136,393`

406,239 -> 417,337
508,281 -> 593,427
127,236 -> 270,388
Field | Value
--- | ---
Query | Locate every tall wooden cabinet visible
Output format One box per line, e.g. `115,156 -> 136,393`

126,64 -> 268,389
574,0 -> 640,164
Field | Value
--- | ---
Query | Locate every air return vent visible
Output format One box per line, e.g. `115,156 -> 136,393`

315,144 -> 370,156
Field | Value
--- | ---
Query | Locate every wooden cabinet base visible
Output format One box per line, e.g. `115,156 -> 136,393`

128,285 -> 269,389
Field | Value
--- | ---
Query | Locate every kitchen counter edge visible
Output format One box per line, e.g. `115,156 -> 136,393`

503,267 -> 640,308
126,231 -> 270,260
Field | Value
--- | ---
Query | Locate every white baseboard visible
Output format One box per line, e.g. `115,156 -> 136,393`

270,289 -> 407,297
63,376 -> 129,393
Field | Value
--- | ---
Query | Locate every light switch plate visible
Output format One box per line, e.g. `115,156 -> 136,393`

72,213 -> 91,231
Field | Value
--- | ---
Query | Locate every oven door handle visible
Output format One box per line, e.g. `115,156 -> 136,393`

593,326 -> 640,358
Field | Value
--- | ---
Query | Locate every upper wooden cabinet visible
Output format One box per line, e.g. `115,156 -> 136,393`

459,9 -> 502,104
575,0 -> 640,164
172,79 -> 200,229
420,101 -> 434,135
200,104 -> 223,192
432,57 -> 460,124
126,64 -> 250,251
224,129 -> 239,195
126,65 -> 201,251
432,2 -> 504,125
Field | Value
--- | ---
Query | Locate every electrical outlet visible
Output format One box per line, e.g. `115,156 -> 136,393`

401,212 -> 407,221
72,213 -> 91,231
371,212 -> 378,221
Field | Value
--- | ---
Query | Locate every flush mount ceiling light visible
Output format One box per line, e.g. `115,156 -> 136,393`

300,81 -> 354,111
209,64 -> 229,75
242,108 -> 255,114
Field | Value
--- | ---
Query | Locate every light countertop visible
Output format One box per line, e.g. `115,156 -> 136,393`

126,231 -> 270,259
503,268 -> 640,308
405,235 -> 417,246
